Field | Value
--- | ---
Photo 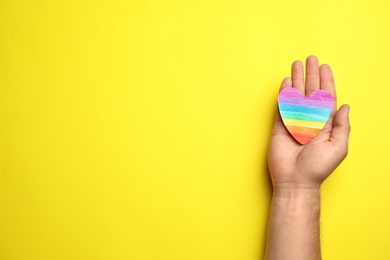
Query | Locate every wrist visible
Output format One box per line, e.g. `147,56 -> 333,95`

272,187 -> 320,200
272,181 -> 322,194
272,181 -> 321,202
271,188 -> 321,219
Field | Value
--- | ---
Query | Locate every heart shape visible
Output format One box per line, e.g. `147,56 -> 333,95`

278,88 -> 335,144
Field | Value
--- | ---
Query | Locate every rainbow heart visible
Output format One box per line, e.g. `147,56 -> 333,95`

278,88 -> 335,144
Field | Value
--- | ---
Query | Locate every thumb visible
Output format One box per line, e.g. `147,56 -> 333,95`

330,104 -> 351,150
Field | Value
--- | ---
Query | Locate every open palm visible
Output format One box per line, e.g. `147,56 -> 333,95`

268,56 -> 351,190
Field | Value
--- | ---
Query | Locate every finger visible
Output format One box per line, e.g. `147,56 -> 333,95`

320,64 -> 337,111
330,105 -> 351,153
305,55 -> 320,96
279,77 -> 292,92
275,77 -> 292,124
292,60 -> 304,94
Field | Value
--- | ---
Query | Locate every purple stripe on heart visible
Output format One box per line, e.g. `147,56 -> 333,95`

278,88 -> 334,109
279,88 -> 333,100
278,96 -> 334,109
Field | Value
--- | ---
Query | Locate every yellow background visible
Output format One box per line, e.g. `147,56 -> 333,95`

0,1 -> 389,259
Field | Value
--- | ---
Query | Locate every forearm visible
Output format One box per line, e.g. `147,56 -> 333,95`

264,188 -> 322,260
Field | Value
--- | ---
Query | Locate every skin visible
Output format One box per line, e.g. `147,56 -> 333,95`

264,56 -> 351,260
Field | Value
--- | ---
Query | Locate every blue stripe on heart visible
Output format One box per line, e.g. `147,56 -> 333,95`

278,104 -> 332,117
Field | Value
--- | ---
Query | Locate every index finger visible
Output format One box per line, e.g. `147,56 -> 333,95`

320,64 -> 337,111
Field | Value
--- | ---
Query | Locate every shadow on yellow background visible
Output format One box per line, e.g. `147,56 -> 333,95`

0,1 -> 389,259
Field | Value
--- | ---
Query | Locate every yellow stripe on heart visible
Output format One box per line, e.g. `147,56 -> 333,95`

282,118 -> 326,129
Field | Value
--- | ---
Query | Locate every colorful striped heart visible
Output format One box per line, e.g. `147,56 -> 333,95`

278,88 -> 335,144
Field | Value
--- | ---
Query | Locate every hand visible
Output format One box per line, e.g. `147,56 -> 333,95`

268,56 -> 351,191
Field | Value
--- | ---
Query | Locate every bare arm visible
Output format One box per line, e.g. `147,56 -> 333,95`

265,187 -> 321,259
264,56 -> 351,260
